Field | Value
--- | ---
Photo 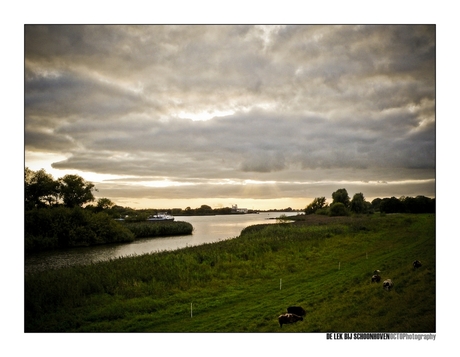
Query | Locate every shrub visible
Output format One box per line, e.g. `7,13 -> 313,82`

316,208 -> 329,216
25,207 -> 135,251
305,197 -> 327,215
329,202 -> 349,216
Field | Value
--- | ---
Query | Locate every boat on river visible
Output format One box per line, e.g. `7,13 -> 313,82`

147,213 -> 175,221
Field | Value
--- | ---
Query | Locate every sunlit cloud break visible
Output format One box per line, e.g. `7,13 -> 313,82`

25,24 -> 435,210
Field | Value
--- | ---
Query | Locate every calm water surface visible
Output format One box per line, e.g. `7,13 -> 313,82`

25,212 -> 298,273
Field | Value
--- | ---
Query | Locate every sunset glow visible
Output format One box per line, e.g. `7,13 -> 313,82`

24,24 -> 435,211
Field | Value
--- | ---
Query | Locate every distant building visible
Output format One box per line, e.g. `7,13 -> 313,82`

231,204 -> 248,213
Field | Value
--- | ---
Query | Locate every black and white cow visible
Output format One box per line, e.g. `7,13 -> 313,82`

278,313 -> 303,328
287,306 -> 306,316
383,279 -> 394,291
371,274 -> 381,283
413,260 -> 422,268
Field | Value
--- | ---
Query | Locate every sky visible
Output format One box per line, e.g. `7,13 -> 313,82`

24,24 -> 436,210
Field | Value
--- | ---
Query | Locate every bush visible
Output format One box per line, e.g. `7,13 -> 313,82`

88,212 -> 135,244
25,207 -> 135,251
329,202 -> 349,216
305,197 -> 327,215
316,208 -> 329,216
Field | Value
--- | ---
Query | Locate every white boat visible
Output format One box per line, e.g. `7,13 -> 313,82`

147,213 -> 174,221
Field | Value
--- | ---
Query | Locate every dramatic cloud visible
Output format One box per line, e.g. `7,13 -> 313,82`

25,25 -> 435,209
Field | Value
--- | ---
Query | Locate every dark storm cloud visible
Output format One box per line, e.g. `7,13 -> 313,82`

25,25 -> 435,205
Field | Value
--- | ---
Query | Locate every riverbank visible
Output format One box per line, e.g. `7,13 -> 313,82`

25,212 -> 297,273
25,213 -> 435,332
25,205 -> 194,253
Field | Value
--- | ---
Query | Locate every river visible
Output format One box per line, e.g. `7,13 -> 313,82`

24,211 -> 299,274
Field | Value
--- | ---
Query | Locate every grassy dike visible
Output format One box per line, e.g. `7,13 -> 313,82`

25,213 -> 435,332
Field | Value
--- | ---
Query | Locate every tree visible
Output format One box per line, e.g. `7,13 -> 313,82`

379,197 -> 403,213
332,188 -> 350,208
58,174 -> 97,208
371,198 -> 382,212
401,195 -> 435,213
96,197 -> 115,211
25,167 -> 59,209
197,204 -> 212,214
305,197 -> 326,215
350,192 -> 367,214
329,202 -> 349,216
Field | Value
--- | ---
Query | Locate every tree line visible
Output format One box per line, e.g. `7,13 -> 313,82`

25,169 -> 250,219
24,168 -> 192,252
25,167 -> 112,210
305,188 -> 435,216
25,169 -> 435,251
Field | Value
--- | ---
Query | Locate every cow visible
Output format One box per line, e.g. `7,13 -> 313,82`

373,270 -> 381,275
278,313 -> 303,328
371,274 -> 381,283
287,306 -> 306,316
413,260 -> 422,268
383,279 -> 394,291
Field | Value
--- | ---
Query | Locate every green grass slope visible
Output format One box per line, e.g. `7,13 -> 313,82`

25,214 -> 435,332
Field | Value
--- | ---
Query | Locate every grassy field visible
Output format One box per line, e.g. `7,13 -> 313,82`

24,213 -> 435,332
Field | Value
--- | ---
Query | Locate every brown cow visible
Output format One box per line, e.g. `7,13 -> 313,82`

278,313 -> 303,328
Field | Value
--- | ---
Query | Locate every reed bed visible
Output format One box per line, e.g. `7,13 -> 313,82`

124,221 -> 194,238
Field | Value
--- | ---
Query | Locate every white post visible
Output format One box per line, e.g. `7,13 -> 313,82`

280,278 -> 282,290
191,303 -> 193,318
